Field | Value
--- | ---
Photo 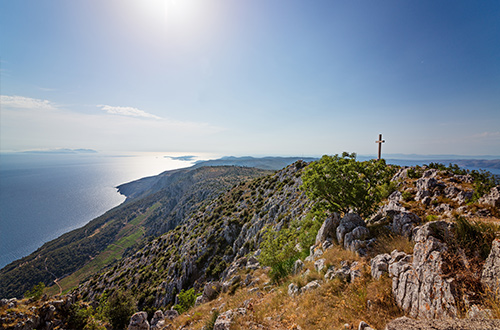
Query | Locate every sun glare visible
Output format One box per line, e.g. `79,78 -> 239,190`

122,0 -> 213,44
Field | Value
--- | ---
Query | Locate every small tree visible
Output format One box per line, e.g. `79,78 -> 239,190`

104,290 -> 136,330
301,152 -> 394,218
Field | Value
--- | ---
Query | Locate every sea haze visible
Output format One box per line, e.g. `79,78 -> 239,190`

0,152 -> 206,268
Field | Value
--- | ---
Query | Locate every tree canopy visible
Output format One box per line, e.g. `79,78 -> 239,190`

301,152 -> 395,218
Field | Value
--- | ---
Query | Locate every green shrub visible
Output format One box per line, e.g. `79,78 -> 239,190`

259,212 -> 323,283
402,191 -> 413,202
24,282 -> 45,300
379,181 -> 398,199
470,169 -> 499,202
173,288 -> 200,314
425,214 -> 438,222
407,166 -> 422,179
104,290 -> 136,330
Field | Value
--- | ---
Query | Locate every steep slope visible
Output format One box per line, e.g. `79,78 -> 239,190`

77,161 -> 312,309
0,166 -> 270,299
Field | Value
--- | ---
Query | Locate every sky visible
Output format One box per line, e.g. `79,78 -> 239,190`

1,0 -> 499,157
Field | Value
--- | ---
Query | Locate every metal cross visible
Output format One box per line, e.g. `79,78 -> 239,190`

375,134 -> 385,160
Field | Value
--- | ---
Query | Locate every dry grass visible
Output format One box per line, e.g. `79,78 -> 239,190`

369,233 -> 414,257
166,244 -> 403,330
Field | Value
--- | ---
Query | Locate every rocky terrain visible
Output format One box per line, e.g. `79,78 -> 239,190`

1,159 -> 499,330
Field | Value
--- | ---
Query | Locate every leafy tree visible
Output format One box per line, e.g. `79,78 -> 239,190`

301,152 -> 395,218
104,290 -> 136,330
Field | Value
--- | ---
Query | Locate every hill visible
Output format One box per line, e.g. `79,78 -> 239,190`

0,165 -> 271,299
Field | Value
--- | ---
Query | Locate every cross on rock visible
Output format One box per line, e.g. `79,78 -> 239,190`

375,134 -> 385,160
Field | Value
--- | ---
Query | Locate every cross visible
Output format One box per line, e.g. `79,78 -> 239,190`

375,133 -> 385,160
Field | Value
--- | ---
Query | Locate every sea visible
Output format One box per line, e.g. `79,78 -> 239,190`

0,152 -> 213,269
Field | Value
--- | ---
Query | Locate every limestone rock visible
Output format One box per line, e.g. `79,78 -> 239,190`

246,256 -> 260,270
314,258 -> 326,273
201,281 -> 221,304
150,310 -> 165,330
288,283 -> 299,297
385,316 -> 500,330
481,239 -> 500,298
315,213 -> 340,245
128,311 -> 149,330
370,253 -> 391,279
358,320 -> 375,330
300,280 -> 321,293
479,186 -> 500,208
388,190 -> 403,203
213,308 -> 246,330
336,213 -> 365,246
391,211 -> 421,238
163,309 -> 179,321
388,222 -> 458,319
293,259 -> 304,274
391,168 -> 410,182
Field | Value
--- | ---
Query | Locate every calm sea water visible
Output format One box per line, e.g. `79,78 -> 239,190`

0,152 -> 209,269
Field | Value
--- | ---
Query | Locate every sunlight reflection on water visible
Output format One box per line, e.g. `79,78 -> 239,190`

0,151 -> 218,268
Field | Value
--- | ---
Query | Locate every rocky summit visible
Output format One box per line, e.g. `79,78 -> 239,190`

1,159 -> 499,330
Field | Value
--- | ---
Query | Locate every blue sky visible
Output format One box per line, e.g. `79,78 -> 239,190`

1,0 -> 499,156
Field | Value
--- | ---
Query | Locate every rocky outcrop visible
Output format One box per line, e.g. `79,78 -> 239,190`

387,221 -> 457,319
150,310 -> 165,330
385,316 -> 500,330
0,295 -> 76,330
481,239 -> 500,298
370,199 -> 421,239
336,213 -> 374,255
479,186 -> 500,208
128,311 -> 149,330
196,281 -> 221,305
315,213 -> 340,245
358,320 -> 375,330
164,309 -> 179,321
288,280 -> 322,297
213,308 -> 247,330
324,261 -> 361,282
370,253 -> 391,280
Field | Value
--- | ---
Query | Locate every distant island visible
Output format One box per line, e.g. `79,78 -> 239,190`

164,155 -> 198,161
21,148 -> 98,154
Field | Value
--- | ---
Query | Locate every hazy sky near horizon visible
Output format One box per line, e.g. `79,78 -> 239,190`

1,0 -> 499,157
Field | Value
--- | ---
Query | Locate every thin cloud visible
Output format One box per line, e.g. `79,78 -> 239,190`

0,95 -> 57,110
98,104 -> 161,119
473,131 -> 500,139
37,86 -> 58,92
